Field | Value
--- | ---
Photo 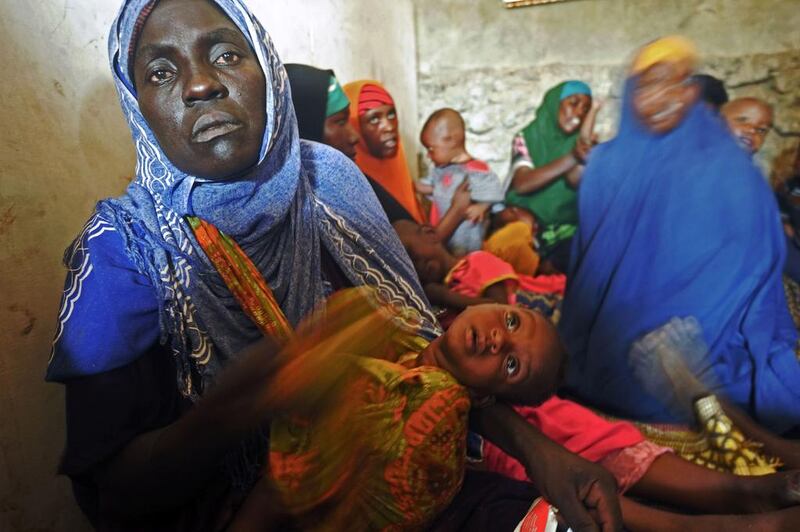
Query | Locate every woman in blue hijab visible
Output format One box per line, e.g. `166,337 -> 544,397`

560,37 -> 800,434
46,0 -> 441,527
45,0 -> 624,529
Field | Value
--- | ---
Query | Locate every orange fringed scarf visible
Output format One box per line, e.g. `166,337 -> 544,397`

189,216 -> 468,531
343,80 -> 426,224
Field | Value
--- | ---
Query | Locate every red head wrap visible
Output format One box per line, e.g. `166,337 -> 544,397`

357,84 -> 395,116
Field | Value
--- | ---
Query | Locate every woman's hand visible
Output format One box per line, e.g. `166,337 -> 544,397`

451,181 -> 472,214
465,202 -> 490,223
435,181 -> 472,242
523,439 -> 622,532
572,137 -> 594,165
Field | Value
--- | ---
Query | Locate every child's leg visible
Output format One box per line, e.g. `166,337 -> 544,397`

620,497 -> 800,532
719,397 -> 800,468
627,453 -> 800,514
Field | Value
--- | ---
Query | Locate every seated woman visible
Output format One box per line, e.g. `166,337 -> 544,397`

505,80 -> 598,272
284,63 -> 415,223
44,0 -> 625,529
261,290 -> 800,531
343,79 -> 427,224
559,36 -> 800,435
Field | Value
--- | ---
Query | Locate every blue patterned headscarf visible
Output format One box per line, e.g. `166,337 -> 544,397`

47,0 -> 438,397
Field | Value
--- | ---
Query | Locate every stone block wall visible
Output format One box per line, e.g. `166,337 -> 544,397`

417,51 -> 800,184
413,0 -> 800,184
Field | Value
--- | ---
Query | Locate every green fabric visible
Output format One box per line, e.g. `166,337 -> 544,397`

325,75 -> 350,117
505,82 -> 581,253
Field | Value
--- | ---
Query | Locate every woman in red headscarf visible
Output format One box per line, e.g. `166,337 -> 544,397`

343,80 -> 426,224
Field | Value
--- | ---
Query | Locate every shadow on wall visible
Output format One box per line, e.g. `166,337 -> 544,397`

0,72 -> 133,532
79,77 -> 137,189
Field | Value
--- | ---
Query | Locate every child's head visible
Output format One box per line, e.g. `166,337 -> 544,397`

423,304 -> 566,406
394,219 -> 450,284
721,97 -> 773,155
420,108 -> 468,167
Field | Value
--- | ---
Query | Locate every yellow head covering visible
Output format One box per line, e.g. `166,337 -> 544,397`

631,35 -> 698,75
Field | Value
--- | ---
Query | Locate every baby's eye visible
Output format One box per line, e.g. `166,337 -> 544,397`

387,111 -> 397,120
369,116 -> 380,125
214,51 -> 241,65
505,355 -> 519,377
505,311 -> 520,331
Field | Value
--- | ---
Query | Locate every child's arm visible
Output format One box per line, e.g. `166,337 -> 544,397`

414,180 -> 434,195
423,282 -> 495,310
434,181 -> 471,243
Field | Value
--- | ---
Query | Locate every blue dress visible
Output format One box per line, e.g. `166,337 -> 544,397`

559,81 -> 800,433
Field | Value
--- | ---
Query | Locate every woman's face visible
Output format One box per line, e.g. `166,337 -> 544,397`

323,107 -> 359,160
632,62 -> 698,135
429,304 -> 566,404
359,104 -> 399,158
557,94 -> 591,134
133,0 -> 266,180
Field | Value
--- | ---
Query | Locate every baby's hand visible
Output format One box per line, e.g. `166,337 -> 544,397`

465,203 -> 490,223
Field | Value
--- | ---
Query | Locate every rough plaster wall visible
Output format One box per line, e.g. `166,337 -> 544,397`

414,0 -> 800,183
0,1 -> 415,530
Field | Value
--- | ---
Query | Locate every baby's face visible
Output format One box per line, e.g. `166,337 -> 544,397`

421,121 -> 464,167
433,304 -> 565,404
722,99 -> 772,155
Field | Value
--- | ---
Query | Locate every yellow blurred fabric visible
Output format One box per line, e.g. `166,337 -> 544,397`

631,35 -> 698,74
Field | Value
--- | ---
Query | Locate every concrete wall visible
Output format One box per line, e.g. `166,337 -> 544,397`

0,1 -> 415,530
267,0 -> 420,178
414,0 -> 800,182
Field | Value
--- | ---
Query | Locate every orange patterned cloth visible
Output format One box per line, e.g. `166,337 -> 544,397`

189,216 -> 292,344
189,219 -> 470,531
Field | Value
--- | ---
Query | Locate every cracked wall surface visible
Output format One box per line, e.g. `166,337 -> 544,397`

414,0 -> 800,183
